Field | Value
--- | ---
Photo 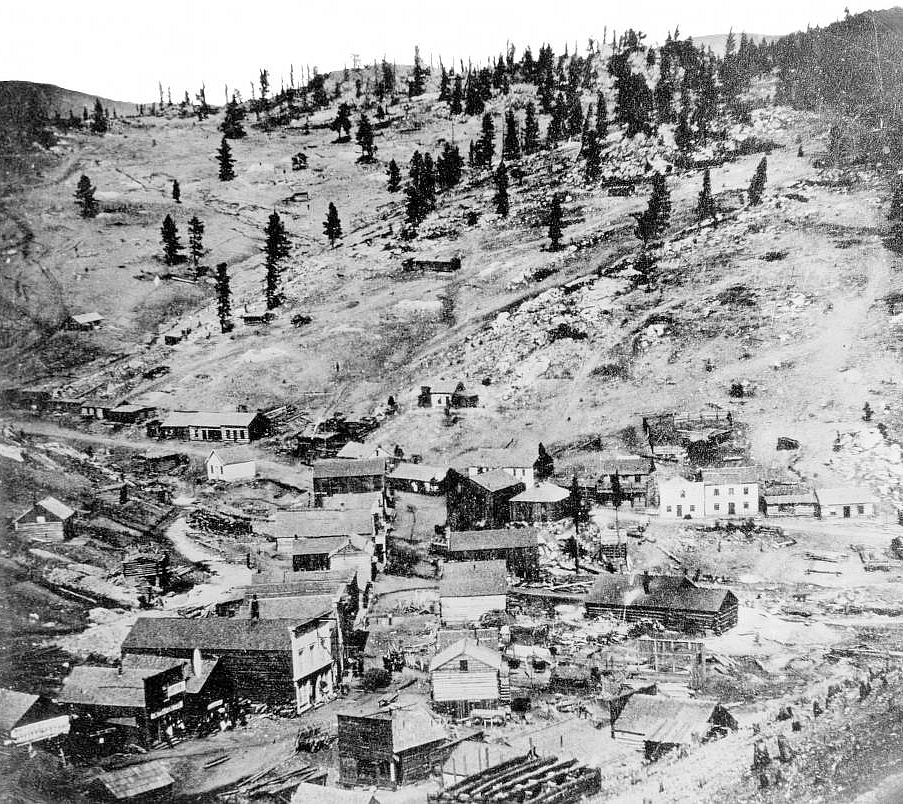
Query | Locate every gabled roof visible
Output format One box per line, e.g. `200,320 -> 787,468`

291,535 -> 373,557
207,447 -> 256,465
238,594 -> 334,622
586,574 -> 734,615
700,466 -> 758,485
440,560 -> 508,598
340,704 -> 448,753
509,483 -> 570,504
436,627 -> 499,652
763,492 -> 818,505
446,528 -> 537,553
161,410 -> 259,429
389,462 -> 450,483
599,456 -> 653,475
70,312 -> 103,324
16,496 -> 75,522
0,689 -> 39,734
57,666 -> 163,709
430,638 -> 503,672
95,761 -> 174,800
336,442 -> 391,460
467,470 -> 525,493
268,509 -> 374,541
319,492 -> 383,512
122,617 -> 309,654
615,694 -> 730,743
816,487 -> 879,506
313,458 -> 387,479
119,654 -> 185,674
247,572 -> 355,597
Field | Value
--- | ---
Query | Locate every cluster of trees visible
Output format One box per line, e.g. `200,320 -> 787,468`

397,143 -> 464,232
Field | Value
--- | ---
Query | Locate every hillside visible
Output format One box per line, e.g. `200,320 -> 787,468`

0,80 -> 139,120
692,32 -> 781,55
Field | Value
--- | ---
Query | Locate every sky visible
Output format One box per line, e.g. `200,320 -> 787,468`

1,1 -> 884,101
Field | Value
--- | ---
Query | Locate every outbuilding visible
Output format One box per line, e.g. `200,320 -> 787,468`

439,560 -> 508,626
508,483 -> 571,523
313,458 -> 386,498
205,448 -> 257,483
429,638 -> 509,719
816,487 -> 879,519
13,496 -> 76,541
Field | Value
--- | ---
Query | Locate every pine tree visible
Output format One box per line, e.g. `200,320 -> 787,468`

90,98 -> 107,134
633,173 -> 671,244
410,46 -> 426,97
220,97 -> 246,138
476,113 -> 495,167
215,262 -> 233,333
355,114 -> 376,162
160,214 -> 183,266
523,102 -> 540,154
217,138 -> 235,181
172,179 -> 181,203
420,153 -> 437,212
546,93 -> 568,145
748,157 -> 767,206
323,203 -> 342,247
450,75 -> 464,115
674,99 -> 693,149
890,181 -> 903,221
74,175 -> 98,218
436,142 -> 464,188
387,159 -> 401,192
695,168 -> 715,221
547,193 -> 564,250
464,74 -> 484,115
493,161 -> 510,217
438,63 -> 450,101
583,130 -> 602,183
264,211 -> 290,309
331,103 -> 352,141
188,216 -> 205,272
567,96 -> 584,139
502,110 -> 520,161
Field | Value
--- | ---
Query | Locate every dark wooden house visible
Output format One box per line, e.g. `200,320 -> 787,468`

13,496 -> 76,542
401,256 -> 462,273
106,405 -> 157,425
585,573 -> 738,634
446,470 -> 525,531
337,705 -> 449,788
157,410 -> 267,443
313,458 -> 386,498
418,382 -> 478,409
597,456 -> 654,508
121,550 -> 169,588
508,483 -> 572,522
438,528 -> 539,579
388,463 -> 449,495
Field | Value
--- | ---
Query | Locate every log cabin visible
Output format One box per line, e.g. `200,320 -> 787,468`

429,638 -> 509,719
13,497 -> 76,542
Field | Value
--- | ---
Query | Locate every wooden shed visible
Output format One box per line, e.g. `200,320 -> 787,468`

439,560 -> 508,626
446,470 -> 526,531
313,458 -> 387,498
13,497 -> 76,541
429,638 -> 508,718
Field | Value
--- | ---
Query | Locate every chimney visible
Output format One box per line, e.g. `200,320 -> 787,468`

642,571 -> 650,595
192,647 -> 203,678
250,594 -> 259,620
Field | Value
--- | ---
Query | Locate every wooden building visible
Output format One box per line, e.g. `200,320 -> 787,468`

336,442 -> 394,461
388,463 -> 449,495
446,470 -> 526,531
429,638 -> 509,719
658,476 -> 705,519
135,449 -> 188,474
58,663 -> 187,748
106,405 -> 157,424
157,410 -> 267,443
401,256 -> 462,273
121,550 -> 169,588
610,693 -> 736,760
701,467 -> 759,518
205,448 -> 257,483
816,487 -> 879,519
438,528 -> 539,579
291,536 -> 375,585
48,397 -> 85,414
93,761 -> 174,802
80,401 -> 112,419
585,573 -> 738,634
0,689 -> 69,748
439,560 -> 508,626
268,508 -> 379,558
313,459 -> 386,498
508,483 -> 571,523
597,456 -> 654,508
65,312 -> 104,331
13,496 -> 76,542
337,705 -> 449,788
761,490 -> 819,518
417,382 -> 478,409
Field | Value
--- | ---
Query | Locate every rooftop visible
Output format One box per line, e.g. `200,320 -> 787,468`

336,442 -> 390,460
95,761 -> 174,800
430,637 -> 503,672
599,456 -> 653,475
389,462 -> 450,483
207,447 -> 257,465
290,535 -> 373,556
57,666 -> 165,709
70,312 -> 103,324
19,496 -> 75,521
586,574 -> 735,615
700,466 -> 759,486
161,410 -> 259,428
340,704 -> 448,752
122,616 -> 316,654
440,560 -> 508,598
616,694 -> 731,743
446,528 -> 538,553
313,458 -> 387,479
238,594 -> 334,622
509,483 -> 570,504
267,509 -> 374,541
816,487 -> 879,506
466,469 -> 525,493
0,689 -> 39,734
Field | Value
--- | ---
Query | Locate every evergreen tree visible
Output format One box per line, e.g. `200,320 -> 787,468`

464,73 -> 484,115
620,73 -> 655,137
534,443 -> 554,480
331,103 -> 352,141
74,175 -> 98,218
217,137 -> 235,181
476,113 -> 495,167
502,110 -> 520,160
633,173 -> 671,244
674,99 -> 693,149
493,161 -> 510,217
583,130 -> 602,183
547,193 -> 564,249
172,179 -> 181,203
420,153 -> 437,212
264,211 -> 290,309
654,48 -> 675,123
188,216 -> 205,271
890,181 -> 903,221
215,262 -> 233,333
695,168 -> 715,221
748,156 -> 767,206
90,98 -> 107,134
438,63 -> 450,101
160,214 -> 183,266
323,203 -> 343,247
355,114 -> 376,161
436,142 -> 464,188
450,75 -> 464,115
410,46 -> 426,96
567,96 -> 584,138
387,159 -> 402,192
523,102 -> 540,154
220,96 -> 246,138
405,151 -> 426,226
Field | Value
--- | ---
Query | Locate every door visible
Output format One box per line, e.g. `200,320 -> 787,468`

843,506 -> 851,518
676,505 -> 682,517
728,502 -> 736,516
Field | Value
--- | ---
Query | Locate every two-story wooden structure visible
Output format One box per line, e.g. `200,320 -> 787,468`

291,536 -> 375,585
388,463 -> 449,495
597,456 -> 654,508
439,561 -> 508,626
446,470 -> 525,531
437,528 -> 539,579
313,459 -> 386,498
429,638 -> 509,719
157,410 -> 267,443
13,497 -> 76,542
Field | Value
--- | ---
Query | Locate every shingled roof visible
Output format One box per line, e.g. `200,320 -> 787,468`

57,666 -> 164,709
313,458 -> 387,479
389,462 -> 450,483
95,761 -> 174,800
615,694 -> 735,743
0,689 -> 39,734
509,483 -> 569,503
467,470 -> 525,493
161,410 -> 259,429
122,617 -> 309,653
430,638 -> 503,673
440,560 -> 508,598
268,509 -> 375,541
586,574 -> 734,615
446,528 -> 537,553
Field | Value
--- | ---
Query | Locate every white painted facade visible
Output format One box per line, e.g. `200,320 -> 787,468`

440,594 -> 507,626
290,619 -> 336,712
205,450 -> 257,483
658,478 -> 705,519
703,480 -> 758,518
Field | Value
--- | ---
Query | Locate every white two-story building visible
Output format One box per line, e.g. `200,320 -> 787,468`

700,467 -> 759,518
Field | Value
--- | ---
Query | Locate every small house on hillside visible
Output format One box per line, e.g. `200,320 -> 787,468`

312,459 -> 386,498
65,312 -> 104,331
337,705 -> 449,788
508,483 -> 571,523
440,528 -> 539,579
816,487 -> 878,519
206,448 -> 257,483
0,689 -> 69,748
658,477 -> 705,519
80,401 -> 112,420
700,467 -> 759,518
388,462 -> 449,495
585,573 -> 738,634
597,456 -> 654,508
611,693 -> 737,760
106,404 -> 157,424
121,550 -> 169,588
418,382 -> 478,409
13,497 -> 76,541
446,470 -> 526,531
439,560 -> 508,626
158,410 -> 267,443
429,638 -> 509,719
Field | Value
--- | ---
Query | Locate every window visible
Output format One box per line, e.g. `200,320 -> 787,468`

743,486 -> 749,495
713,503 -> 720,511
743,502 -> 749,510
713,489 -> 719,496
689,505 -> 695,512
459,660 -> 468,672
679,490 -> 686,499
36,515 -> 46,524
857,505 -> 865,515
728,487 -> 735,496
635,475 -> 641,483
666,505 -> 672,513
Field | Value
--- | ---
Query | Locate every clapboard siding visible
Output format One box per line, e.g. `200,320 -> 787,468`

440,594 -> 506,625
432,670 -> 499,703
